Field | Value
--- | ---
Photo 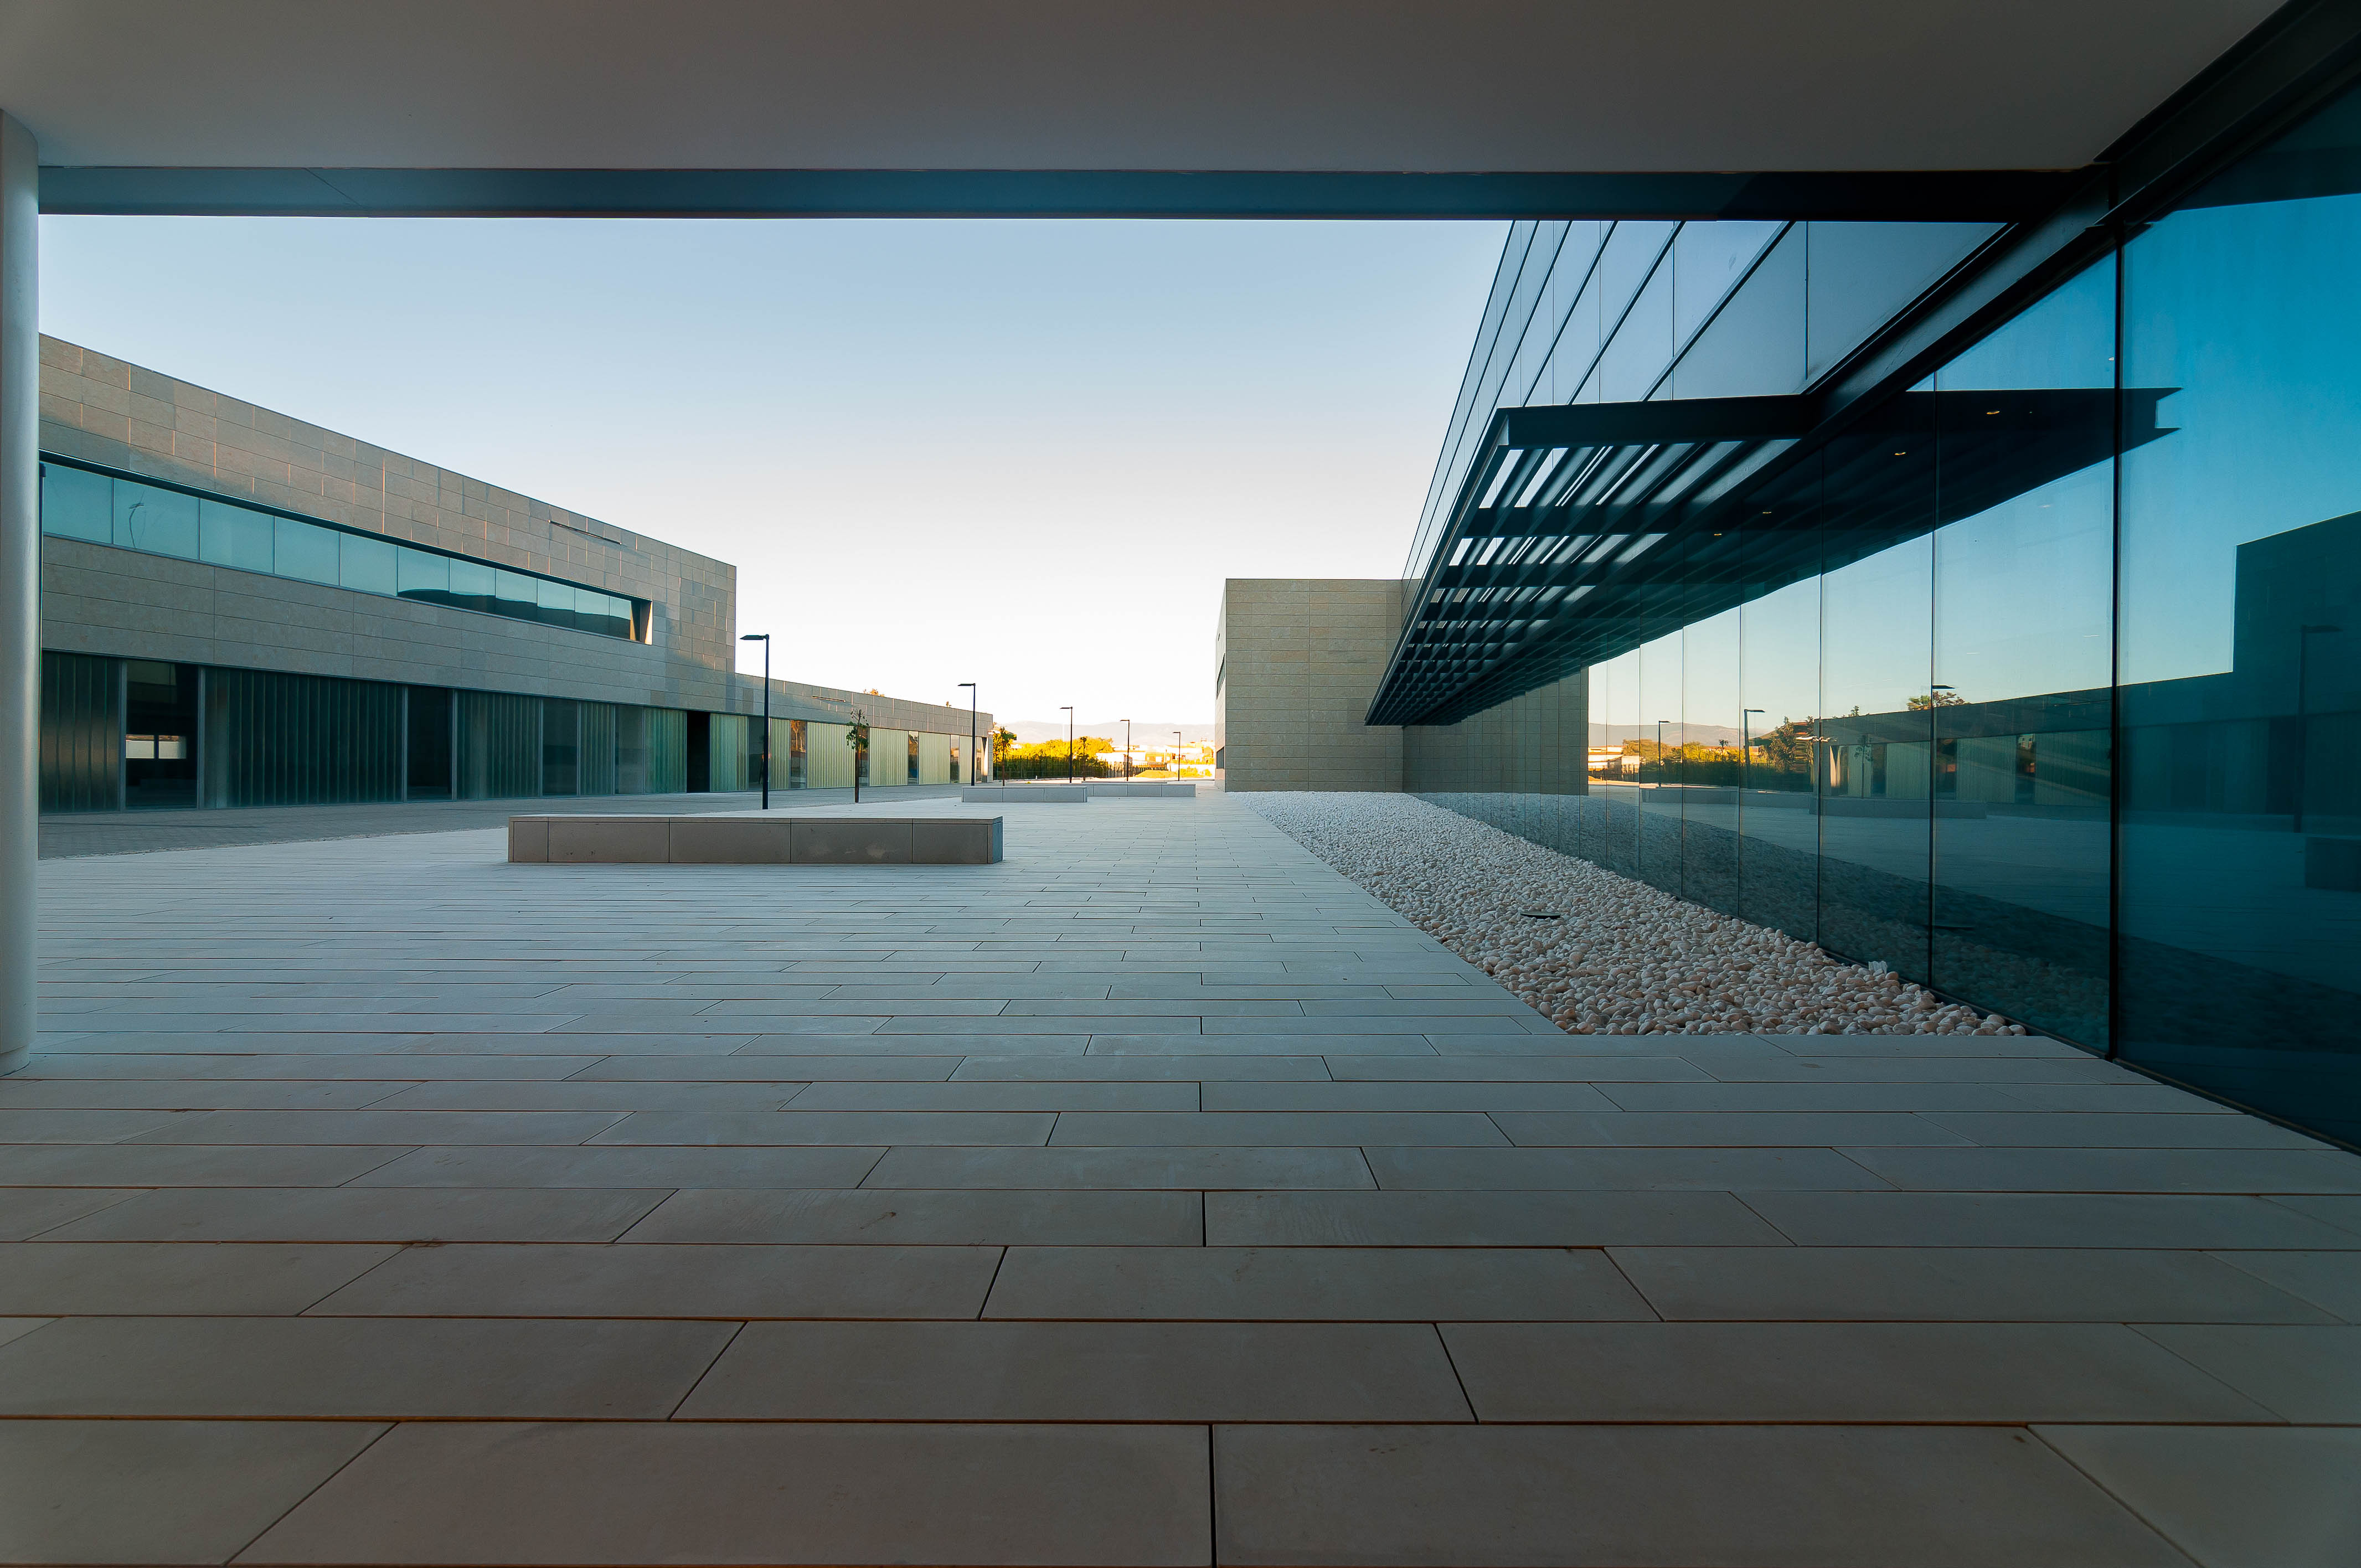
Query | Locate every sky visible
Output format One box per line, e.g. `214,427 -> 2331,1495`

39,216 -> 1505,725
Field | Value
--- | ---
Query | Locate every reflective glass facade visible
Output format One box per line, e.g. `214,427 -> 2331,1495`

1405,85 -> 2361,1147
39,457 -> 643,642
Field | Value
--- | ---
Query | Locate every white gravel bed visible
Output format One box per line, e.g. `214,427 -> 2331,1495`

1238,791 -> 2024,1037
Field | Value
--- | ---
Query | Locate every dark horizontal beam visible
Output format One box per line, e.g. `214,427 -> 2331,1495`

1496,395 -> 1817,450
34,166 -> 2088,221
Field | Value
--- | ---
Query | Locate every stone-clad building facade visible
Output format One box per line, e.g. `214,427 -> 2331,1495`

35,337 -> 988,809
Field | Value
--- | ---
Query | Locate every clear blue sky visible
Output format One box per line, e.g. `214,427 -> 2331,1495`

40,216 -> 1505,724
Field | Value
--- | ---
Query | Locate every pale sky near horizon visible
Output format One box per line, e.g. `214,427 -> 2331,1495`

39,216 -> 1505,724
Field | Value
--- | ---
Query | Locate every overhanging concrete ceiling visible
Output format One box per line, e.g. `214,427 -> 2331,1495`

0,0 -> 2289,216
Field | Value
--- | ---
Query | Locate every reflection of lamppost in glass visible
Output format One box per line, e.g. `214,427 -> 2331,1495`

2297,625 -> 2341,834
958,683 -> 976,790
1061,706 -> 1075,785
1175,731 -> 1183,780
1121,718 -> 1132,783
739,632 -> 770,810
1655,719 -> 1670,785
1741,709 -> 1764,792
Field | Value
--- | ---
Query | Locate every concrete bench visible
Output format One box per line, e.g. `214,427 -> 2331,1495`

508,814 -> 1002,865
1089,782 -> 1198,798
963,786 -> 1087,803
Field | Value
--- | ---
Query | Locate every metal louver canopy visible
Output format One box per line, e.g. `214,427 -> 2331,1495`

1366,388 -> 2157,727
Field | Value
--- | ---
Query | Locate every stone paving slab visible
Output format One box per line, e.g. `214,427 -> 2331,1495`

14,792 -> 2359,1565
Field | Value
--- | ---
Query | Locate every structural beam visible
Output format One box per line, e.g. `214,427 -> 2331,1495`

0,111 -> 35,1074
33,167 -> 2082,223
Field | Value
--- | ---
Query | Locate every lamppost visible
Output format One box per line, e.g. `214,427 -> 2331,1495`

1061,705 -> 1074,785
1174,730 -> 1183,779
2296,625 -> 2342,834
1121,718 -> 1132,783
1656,718 -> 1670,785
739,632 -> 770,810
958,682 -> 976,790
1741,708 -> 1764,792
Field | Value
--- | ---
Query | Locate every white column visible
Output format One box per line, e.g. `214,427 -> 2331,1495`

0,113 -> 35,1075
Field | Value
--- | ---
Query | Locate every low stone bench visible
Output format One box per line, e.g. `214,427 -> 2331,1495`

1089,782 -> 1198,798
962,786 -> 1086,803
508,814 -> 1002,865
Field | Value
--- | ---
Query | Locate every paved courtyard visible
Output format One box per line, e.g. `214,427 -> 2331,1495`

3,790 -> 2358,1566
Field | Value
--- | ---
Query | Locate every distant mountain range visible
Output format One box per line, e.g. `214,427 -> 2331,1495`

1006,719 -> 1216,745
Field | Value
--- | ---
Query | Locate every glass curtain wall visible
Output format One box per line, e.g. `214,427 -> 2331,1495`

1403,81 -> 2361,1144
2116,89 -> 2361,1143
457,690 -> 541,800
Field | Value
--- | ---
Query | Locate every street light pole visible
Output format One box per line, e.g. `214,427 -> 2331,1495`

1061,706 -> 1074,785
1122,718 -> 1131,783
958,683 -> 976,790
739,632 -> 770,810
1742,709 -> 1764,792
1656,718 -> 1668,785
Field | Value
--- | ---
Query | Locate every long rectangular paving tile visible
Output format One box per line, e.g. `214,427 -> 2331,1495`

1921,1111 -> 2340,1149
1491,1109 -> 1973,1146
1743,1191 -> 2361,1249
1204,1189 -> 1787,1247
2210,1250 -> 2361,1320
1049,1111 -> 1511,1147
678,1321 -> 1472,1421
1845,1146 -> 2361,1193
12,1053 -> 596,1080
1597,1080 -> 2061,1112
1441,1321 -> 2280,1422
950,1054 -> 1330,1081
585,1110 -> 1054,1145
0,1078 -> 413,1110
347,1144 -> 884,1189
1202,1081 -> 1614,1111
0,1142 -> 412,1188
1212,1424 -> 2189,1567
573,1054 -> 961,1082
784,1081 -> 1196,1111
1608,1245 -> 2342,1322
1365,1145 -> 1889,1190
363,1081 -> 812,1111
237,1421 -> 1211,1567
0,1419 -> 388,1568
984,1245 -> 1654,1321
1323,1056 -> 1712,1082
1085,1033 -> 1434,1055
0,1242 -> 400,1316
114,1108 -> 627,1144
863,1146 -> 1374,1190
304,1242 -> 1001,1319
0,1316 -> 736,1419
41,1186 -> 671,1244
622,1188 -> 1202,1246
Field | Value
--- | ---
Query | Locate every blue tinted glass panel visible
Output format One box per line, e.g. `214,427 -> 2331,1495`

2118,84 -> 2361,1144
40,464 -> 112,542
274,517 -> 340,584
395,546 -> 450,602
493,570 -> 539,620
339,532 -> 398,596
1739,569 -> 1821,942
1680,605 -> 1744,916
1599,259 -> 1674,402
1673,220 -> 1784,343
537,577 -> 579,630
1671,224 -> 1806,400
199,499 -> 273,572
449,559 -> 496,613
1930,256 -> 2116,1047
114,480 -> 199,559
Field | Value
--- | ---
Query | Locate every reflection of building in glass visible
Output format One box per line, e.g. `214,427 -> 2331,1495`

1219,81 -> 2361,1149
34,341 -> 990,813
